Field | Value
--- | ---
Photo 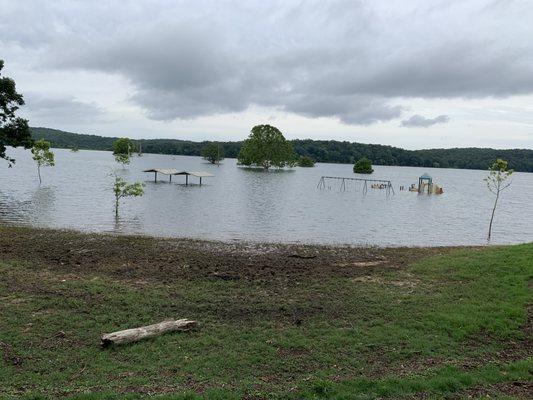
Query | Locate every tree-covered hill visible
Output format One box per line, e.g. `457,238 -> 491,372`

30,127 -> 533,172
31,127 -> 117,151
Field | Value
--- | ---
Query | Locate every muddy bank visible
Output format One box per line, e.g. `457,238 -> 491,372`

0,225 -> 459,284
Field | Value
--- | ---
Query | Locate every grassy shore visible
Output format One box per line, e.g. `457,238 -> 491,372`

0,226 -> 531,399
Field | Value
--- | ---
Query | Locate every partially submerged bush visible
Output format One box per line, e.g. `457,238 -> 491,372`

298,155 -> 315,167
353,157 -> 374,174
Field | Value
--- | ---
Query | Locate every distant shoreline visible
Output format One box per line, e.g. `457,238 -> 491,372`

30,126 -> 533,172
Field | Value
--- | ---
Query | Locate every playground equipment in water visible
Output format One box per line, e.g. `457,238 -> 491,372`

317,176 -> 395,195
413,173 -> 444,194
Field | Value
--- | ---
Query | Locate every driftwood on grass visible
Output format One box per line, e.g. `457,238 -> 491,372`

101,319 -> 197,347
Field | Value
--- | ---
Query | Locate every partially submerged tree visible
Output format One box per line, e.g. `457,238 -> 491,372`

202,142 -> 224,164
0,59 -> 33,165
237,124 -> 296,170
31,139 -> 55,183
298,155 -> 315,167
353,157 -> 374,174
485,159 -> 513,240
113,174 -> 144,216
113,138 -> 134,168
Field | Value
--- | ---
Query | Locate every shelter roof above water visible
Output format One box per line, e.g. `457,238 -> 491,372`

142,169 -> 213,178
143,168 -> 178,175
174,171 -> 214,178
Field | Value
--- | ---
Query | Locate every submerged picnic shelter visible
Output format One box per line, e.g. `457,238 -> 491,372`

143,168 -> 214,185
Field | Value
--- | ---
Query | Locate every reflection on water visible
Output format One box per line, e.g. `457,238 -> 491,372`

110,214 -> 144,234
0,147 -> 532,246
0,185 -> 56,227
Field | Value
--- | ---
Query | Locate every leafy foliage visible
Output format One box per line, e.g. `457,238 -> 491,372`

113,138 -> 135,167
298,155 -> 315,167
31,139 -> 55,183
114,152 -> 130,166
112,175 -> 144,216
0,60 -> 33,165
237,125 -> 297,169
202,142 -> 225,164
485,159 -> 513,240
353,157 -> 374,174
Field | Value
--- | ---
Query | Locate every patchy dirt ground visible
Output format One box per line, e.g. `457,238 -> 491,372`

0,225 -> 456,285
1,225 -> 530,399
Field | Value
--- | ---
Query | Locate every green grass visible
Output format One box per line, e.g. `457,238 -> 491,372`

1,243 -> 532,399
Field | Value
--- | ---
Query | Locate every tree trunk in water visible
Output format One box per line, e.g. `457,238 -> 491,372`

488,191 -> 500,240
37,165 -> 41,184
101,319 -> 197,347
115,197 -> 119,217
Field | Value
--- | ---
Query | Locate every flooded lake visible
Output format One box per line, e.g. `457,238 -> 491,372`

0,147 -> 532,246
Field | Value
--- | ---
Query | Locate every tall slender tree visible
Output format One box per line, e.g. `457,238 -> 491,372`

0,60 -> 33,165
112,173 -> 144,217
485,159 -> 513,240
31,139 -> 55,183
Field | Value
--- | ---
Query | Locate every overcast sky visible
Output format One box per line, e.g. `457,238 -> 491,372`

1,0 -> 533,149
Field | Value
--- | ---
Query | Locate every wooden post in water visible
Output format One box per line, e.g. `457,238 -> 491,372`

186,175 -> 188,186
154,171 -> 158,182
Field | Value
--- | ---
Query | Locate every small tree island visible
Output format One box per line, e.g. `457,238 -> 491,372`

202,142 -> 224,164
113,138 -> 135,168
298,155 -> 315,167
353,157 -> 374,174
237,124 -> 296,170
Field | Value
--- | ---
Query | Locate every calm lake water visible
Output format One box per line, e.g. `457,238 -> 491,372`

0,147 -> 532,246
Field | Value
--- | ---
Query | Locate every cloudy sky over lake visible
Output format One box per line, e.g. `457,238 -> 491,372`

1,0 -> 532,149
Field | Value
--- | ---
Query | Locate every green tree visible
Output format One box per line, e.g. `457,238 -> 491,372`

485,159 -> 513,240
31,139 -> 55,183
113,138 -> 134,168
298,155 -> 315,167
112,174 -> 144,216
0,60 -> 33,165
202,142 -> 224,164
353,157 -> 374,174
237,124 -> 296,170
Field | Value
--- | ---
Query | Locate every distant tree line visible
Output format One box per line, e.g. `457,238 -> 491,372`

30,127 -> 533,172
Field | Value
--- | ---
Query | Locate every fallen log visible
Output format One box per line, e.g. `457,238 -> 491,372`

101,319 -> 197,347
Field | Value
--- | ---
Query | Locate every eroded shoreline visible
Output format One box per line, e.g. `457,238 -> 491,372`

0,225 -> 462,284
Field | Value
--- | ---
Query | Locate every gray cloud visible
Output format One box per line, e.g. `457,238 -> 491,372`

2,0 -> 533,126
401,115 -> 450,128
22,93 -> 106,124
